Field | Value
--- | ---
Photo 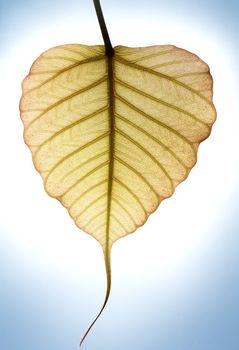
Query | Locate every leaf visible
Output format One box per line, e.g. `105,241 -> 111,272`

20,43 -> 216,342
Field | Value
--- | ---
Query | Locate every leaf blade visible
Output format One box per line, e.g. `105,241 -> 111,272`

20,43 -> 216,342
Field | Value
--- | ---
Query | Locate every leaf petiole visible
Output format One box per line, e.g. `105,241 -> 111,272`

93,0 -> 114,56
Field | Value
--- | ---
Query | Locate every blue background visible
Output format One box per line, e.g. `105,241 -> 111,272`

1,1 -> 239,349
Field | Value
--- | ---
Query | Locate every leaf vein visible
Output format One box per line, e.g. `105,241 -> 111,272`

61,151 -> 108,182
112,197 -> 137,226
115,56 -> 214,108
75,192 -> 107,222
67,178 -> 108,209
173,71 -> 208,79
116,78 -> 209,128
44,132 -> 109,187
26,76 -> 107,130
113,177 -> 148,217
116,128 -> 174,192
84,209 -> 106,229
150,59 -> 197,69
111,213 -> 128,232
115,156 -> 160,200
62,161 -> 109,201
115,94 -> 196,157
25,55 -> 105,95
115,113 -> 189,174
34,106 -> 108,153
132,49 -> 174,62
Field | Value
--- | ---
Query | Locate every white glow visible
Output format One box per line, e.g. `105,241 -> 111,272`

1,12 -> 238,290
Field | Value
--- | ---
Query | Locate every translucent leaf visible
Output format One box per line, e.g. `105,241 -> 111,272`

20,43 -> 216,341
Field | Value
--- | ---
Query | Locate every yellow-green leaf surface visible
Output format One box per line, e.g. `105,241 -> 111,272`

20,44 -> 216,341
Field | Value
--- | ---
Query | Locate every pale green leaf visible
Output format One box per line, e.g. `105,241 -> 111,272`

20,43 -> 216,342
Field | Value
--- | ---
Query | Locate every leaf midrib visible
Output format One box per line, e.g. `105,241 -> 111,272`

105,55 -> 115,252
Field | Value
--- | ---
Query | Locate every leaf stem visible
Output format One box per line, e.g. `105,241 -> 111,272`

93,0 -> 114,56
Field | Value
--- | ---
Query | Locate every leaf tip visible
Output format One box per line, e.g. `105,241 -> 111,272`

79,246 -> 112,345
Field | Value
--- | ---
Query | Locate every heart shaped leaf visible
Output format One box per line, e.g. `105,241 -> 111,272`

20,0 -> 216,344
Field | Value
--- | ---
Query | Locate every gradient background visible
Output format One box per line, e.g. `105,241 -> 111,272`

1,0 -> 239,349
